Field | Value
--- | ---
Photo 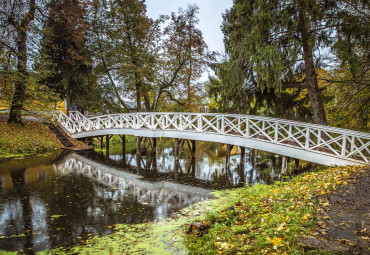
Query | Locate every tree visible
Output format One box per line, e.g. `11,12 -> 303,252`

150,5 -> 214,112
207,59 -> 312,121
221,0 -> 335,124
221,0 -> 370,125
0,0 -> 37,124
90,2 -> 213,112
37,0 -> 94,112
89,0 -> 159,112
320,67 -> 369,132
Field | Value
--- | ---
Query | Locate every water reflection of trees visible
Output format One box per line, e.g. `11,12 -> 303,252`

103,140 -> 311,188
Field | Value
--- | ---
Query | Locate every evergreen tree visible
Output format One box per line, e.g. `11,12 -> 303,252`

221,0 -> 369,125
221,0 -> 332,124
38,0 -> 94,112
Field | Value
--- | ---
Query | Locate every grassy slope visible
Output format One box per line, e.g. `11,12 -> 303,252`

0,121 -> 62,157
185,165 -> 367,254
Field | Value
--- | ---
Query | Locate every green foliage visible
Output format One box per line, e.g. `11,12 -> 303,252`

217,0 -> 368,124
207,62 -> 313,121
319,67 -> 369,132
88,0 -> 157,111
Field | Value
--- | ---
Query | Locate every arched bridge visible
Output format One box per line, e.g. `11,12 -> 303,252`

53,111 -> 370,166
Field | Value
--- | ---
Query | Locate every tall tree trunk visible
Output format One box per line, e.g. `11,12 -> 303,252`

8,0 -> 36,125
136,85 -> 141,112
66,93 -> 71,115
8,31 -> 28,124
143,93 -> 151,111
298,2 -> 327,125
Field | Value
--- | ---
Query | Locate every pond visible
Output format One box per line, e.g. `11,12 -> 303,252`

0,139 -> 311,253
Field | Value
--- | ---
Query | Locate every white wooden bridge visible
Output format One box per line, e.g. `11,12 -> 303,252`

53,111 -> 370,166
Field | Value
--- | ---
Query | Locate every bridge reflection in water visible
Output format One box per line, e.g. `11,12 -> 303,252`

55,153 -> 213,217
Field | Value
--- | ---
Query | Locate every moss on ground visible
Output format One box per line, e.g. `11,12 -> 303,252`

0,121 -> 62,157
36,188 -> 239,254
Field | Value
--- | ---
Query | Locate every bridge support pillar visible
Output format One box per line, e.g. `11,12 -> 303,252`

105,135 -> 112,152
173,139 -> 181,180
136,137 -> 141,156
188,140 -> 196,174
294,158 -> 300,171
225,144 -> 234,171
119,135 -> 126,165
152,138 -> 157,155
174,138 -> 180,160
191,140 -> 196,158
98,136 -> 104,150
151,138 -> 157,170
281,156 -> 288,175
240,146 -> 245,183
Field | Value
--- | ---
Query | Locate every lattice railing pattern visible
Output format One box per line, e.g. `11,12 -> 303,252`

53,111 -> 370,164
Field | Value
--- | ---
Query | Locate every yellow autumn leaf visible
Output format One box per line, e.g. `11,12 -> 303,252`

271,236 -> 282,246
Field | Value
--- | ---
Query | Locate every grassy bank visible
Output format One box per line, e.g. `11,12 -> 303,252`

0,121 -> 62,157
185,165 -> 367,254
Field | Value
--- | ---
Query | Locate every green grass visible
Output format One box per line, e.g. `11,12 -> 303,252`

185,165 -> 366,254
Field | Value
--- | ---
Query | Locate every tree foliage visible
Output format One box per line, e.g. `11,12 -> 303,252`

155,5 -> 214,112
220,0 -> 338,124
37,0 -> 95,112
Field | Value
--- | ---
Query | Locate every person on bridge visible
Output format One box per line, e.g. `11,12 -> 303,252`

71,103 -> 77,111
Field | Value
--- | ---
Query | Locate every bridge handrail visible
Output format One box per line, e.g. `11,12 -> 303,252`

84,112 -> 369,138
52,110 -> 78,133
55,111 -> 370,164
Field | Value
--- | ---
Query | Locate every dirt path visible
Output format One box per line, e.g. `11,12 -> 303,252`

321,167 -> 370,254
0,114 -> 42,122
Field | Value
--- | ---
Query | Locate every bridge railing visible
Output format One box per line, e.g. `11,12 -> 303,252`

55,111 -> 370,164
52,110 -> 77,133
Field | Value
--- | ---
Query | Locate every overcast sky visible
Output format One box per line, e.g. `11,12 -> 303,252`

146,0 -> 233,54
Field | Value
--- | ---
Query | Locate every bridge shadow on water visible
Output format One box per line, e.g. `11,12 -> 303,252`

0,143 -> 318,253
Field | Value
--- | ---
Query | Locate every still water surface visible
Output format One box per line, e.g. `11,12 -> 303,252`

0,140 -> 305,252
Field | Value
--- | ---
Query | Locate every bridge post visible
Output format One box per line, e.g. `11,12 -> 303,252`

151,138 -> 157,171
136,137 -> 141,156
152,138 -> 157,155
120,135 -> 126,155
97,136 -> 104,150
120,135 -> 126,165
225,144 -> 234,171
174,138 -> 180,160
191,140 -> 196,158
294,158 -> 300,171
188,140 -> 196,174
281,156 -> 288,175
105,135 -> 112,152
240,146 -> 245,183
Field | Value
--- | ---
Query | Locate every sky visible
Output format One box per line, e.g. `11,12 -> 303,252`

146,0 -> 234,54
